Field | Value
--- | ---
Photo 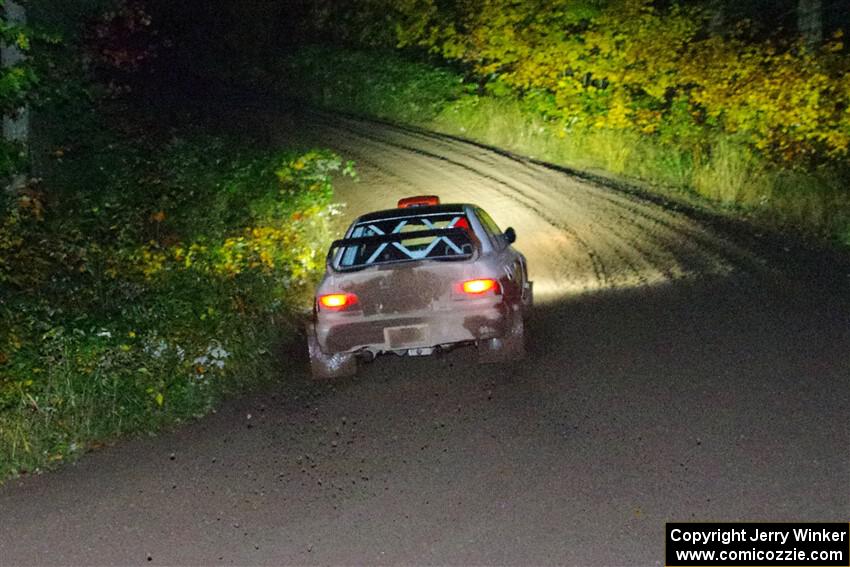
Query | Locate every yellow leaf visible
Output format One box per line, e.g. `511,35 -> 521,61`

155,392 -> 164,406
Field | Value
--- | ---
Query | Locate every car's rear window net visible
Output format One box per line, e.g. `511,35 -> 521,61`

330,214 -> 476,270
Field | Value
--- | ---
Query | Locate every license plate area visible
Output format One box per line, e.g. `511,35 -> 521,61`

384,325 -> 429,348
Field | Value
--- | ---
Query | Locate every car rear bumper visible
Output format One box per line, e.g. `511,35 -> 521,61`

316,301 -> 511,354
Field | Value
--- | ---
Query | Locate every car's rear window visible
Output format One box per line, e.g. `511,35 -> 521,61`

331,212 -> 476,270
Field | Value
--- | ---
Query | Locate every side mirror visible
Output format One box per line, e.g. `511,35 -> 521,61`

504,227 -> 516,244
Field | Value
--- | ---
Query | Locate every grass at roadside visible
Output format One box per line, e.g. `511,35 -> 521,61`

276,46 -> 850,243
0,103 -> 352,479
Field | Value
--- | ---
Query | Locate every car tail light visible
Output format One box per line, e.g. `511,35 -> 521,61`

461,278 -> 500,295
318,293 -> 359,311
398,195 -> 440,208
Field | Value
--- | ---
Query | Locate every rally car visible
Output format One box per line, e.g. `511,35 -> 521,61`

307,196 -> 532,379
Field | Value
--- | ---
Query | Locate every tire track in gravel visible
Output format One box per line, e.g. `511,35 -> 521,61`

314,112 -> 756,273
302,118 -> 611,292
295,111 -> 750,297
308,116 -> 671,292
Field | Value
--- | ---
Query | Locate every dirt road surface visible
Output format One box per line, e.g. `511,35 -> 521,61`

1,110 -> 848,565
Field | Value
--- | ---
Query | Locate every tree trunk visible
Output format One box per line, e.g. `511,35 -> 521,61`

798,0 -> 823,47
2,0 -> 29,191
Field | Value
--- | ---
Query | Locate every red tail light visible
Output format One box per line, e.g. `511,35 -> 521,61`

461,278 -> 500,295
318,293 -> 359,311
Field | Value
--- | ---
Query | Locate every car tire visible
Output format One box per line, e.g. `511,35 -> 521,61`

478,308 -> 526,364
307,323 -> 357,380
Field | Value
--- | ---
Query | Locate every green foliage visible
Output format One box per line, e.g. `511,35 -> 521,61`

280,0 -> 850,239
0,7 -> 37,179
0,113 -> 351,478
281,44 -> 850,240
0,10 -> 37,112
310,0 -> 850,169
0,0 -> 108,180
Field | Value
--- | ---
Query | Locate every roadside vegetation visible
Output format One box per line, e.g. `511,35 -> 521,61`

277,0 -> 850,243
0,2 -> 350,479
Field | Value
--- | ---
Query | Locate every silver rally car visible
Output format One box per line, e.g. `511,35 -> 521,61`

307,196 -> 532,379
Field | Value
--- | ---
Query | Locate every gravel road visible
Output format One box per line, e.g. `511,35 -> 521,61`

1,110 -> 848,566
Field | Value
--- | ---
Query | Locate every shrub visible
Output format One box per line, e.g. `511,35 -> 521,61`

0,123 -> 353,478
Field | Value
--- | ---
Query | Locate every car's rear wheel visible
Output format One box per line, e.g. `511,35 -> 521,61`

307,323 -> 357,380
478,308 -> 526,364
